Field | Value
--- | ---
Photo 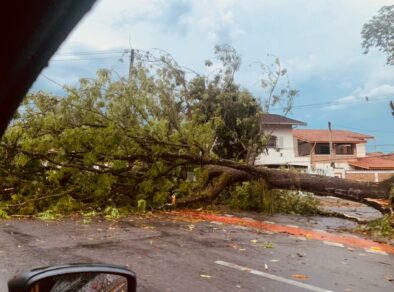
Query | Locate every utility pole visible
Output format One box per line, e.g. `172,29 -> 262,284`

128,49 -> 135,81
328,121 -> 334,168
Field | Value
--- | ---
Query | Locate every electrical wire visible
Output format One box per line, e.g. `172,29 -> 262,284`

330,123 -> 394,134
55,49 -> 128,56
41,74 -> 66,89
271,96 -> 392,111
51,56 -> 125,62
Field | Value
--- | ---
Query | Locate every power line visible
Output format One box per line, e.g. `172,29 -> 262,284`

55,49 -> 128,56
51,56 -> 124,62
332,123 -> 394,134
373,144 -> 394,146
41,74 -> 66,89
271,97 -> 392,111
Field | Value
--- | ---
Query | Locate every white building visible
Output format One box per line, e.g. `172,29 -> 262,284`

255,114 -> 375,179
255,114 -> 309,167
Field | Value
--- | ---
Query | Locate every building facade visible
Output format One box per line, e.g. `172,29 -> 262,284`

255,114 -> 393,182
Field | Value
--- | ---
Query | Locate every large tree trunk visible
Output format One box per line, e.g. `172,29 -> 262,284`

177,166 -> 254,206
255,167 -> 392,213
175,158 -> 393,213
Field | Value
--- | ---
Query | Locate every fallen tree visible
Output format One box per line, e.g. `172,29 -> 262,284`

137,154 -> 392,213
177,163 -> 393,214
0,46 -> 392,217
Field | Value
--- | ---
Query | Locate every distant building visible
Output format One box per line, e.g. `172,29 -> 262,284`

346,154 -> 394,182
255,114 -> 393,182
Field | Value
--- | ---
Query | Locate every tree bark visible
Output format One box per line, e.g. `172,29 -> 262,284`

175,159 -> 393,213
177,166 -> 254,206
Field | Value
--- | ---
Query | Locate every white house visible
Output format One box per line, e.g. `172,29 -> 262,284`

254,114 -> 309,167
254,114 -> 390,181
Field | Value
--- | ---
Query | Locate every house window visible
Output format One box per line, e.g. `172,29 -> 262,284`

315,143 -> 330,155
335,144 -> 353,155
267,135 -> 277,148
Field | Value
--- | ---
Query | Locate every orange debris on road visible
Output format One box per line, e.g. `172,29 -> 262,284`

170,210 -> 394,254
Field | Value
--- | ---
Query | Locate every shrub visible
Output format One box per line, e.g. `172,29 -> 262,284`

358,214 -> 394,238
0,209 -> 10,219
137,199 -> 147,212
229,180 -> 319,215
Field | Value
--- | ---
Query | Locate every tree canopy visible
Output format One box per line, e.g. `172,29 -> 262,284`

361,5 -> 394,65
0,46 -> 297,215
0,46 -> 391,217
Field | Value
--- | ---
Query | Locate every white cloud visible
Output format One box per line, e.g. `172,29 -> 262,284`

339,80 -> 353,90
58,0 -> 247,53
325,84 -> 394,110
360,84 -> 394,98
192,2 -> 244,44
285,54 -> 320,81
38,0 -> 394,108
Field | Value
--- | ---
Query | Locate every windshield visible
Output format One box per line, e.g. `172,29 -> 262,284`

1,1 -> 393,292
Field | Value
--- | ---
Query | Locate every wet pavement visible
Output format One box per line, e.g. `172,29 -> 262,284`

0,213 -> 393,292
317,197 -> 383,222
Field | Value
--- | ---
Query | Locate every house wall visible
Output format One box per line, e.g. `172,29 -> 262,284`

345,170 -> 394,182
255,125 -> 309,166
312,155 -> 356,171
311,143 -> 367,172
356,143 -> 366,157
256,126 -> 370,177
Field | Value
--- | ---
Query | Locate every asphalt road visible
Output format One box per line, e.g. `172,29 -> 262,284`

0,213 -> 393,292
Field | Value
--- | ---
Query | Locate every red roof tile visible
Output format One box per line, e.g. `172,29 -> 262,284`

293,129 -> 374,143
349,154 -> 394,170
366,152 -> 385,157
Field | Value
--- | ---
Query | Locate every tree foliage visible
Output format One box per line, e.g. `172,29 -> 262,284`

361,5 -> 394,65
0,46 -> 297,215
1,46 -> 391,217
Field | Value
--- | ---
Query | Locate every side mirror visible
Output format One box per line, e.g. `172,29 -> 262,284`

8,264 -> 136,292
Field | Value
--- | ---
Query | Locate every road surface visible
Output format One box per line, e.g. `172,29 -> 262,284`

0,212 -> 393,291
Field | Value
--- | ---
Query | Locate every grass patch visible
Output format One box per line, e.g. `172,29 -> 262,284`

228,181 -> 320,215
357,214 -> 394,239
37,210 -> 63,221
104,206 -> 121,220
0,209 -> 10,219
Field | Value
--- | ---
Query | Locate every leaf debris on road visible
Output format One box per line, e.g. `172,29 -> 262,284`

291,274 -> 308,280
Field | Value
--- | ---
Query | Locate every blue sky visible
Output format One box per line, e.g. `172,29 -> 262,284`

32,0 -> 394,153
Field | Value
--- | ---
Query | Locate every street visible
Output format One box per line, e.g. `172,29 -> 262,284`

0,212 -> 393,292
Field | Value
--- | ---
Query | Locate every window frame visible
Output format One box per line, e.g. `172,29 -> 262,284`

334,143 -> 354,155
315,143 -> 330,155
267,135 -> 278,148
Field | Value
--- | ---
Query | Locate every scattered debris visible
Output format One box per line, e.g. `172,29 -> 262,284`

229,243 -> 240,249
261,242 -> 274,248
384,275 -> 394,282
291,274 -> 308,280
